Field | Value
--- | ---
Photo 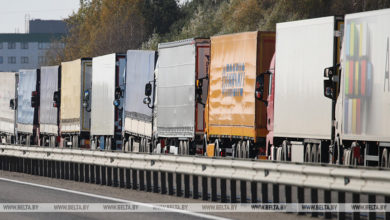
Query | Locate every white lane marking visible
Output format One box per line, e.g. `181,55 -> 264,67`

0,177 -> 230,220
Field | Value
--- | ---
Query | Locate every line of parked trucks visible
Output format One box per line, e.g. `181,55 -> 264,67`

1,9 -> 390,167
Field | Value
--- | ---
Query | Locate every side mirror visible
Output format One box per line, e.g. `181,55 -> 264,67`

9,99 -> 17,110
324,79 -> 335,99
115,87 -> 123,100
145,83 -> 152,97
31,91 -> 39,108
324,65 -> 339,77
255,75 -> 265,100
53,91 -> 60,108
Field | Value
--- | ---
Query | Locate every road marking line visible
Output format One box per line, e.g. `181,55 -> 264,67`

0,177 -> 230,220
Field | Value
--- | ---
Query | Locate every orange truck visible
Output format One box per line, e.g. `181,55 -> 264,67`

205,31 -> 275,158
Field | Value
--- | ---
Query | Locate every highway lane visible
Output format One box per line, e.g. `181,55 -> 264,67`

0,170 -> 314,220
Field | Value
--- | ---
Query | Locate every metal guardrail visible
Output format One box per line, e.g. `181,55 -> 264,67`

0,144 -> 389,219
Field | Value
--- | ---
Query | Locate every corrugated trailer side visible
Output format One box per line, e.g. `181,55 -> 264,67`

0,72 -> 17,143
40,66 -> 59,135
205,31 -> 275,158
123,50 -> 155,152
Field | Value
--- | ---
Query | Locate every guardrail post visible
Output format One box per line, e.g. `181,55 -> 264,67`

0,156 -> 3,170
192,175 -> 198,199
146,170 -> 151,191
221,179 -> 227,203
161,172 -> 167,194
368,194 -> 376,220
272,184 -> 279,203
18,157 -> 22,172
64,162 -> 69,180
337,191 -> 345,220
297,187 -> 305,215
132,169 -> 138,190
119,168 -> 125,188
324,190 -> 332,218
85,164 -> 89,183
43,160 -> 48,177
168,172 -> 174,195
139,170 -> 145,191
39,160 -> 43,176
352,193 -> 360,220
51,161 -> 55,178
251,181 -> 257,203
153,171 -> 159,193
90,165 -> 95,183
241,180 -> 247,203
285,185 -> 292,205
29,159 -> 33,175
211,177 -> 217,201
113,167 -> 119,187
107,166 -> 112,186
125,169 -> 131,188
95,165 -> 101,184
176,173 -> 182,197
74,163 -> 79,182
311,188 -> 318,217
23,158 -> 26,173
385,196 -> 390,220
61,161 -> 65,179
261,183 -> 268,203
56,161 -> 60,179
70,162 -> 75,180
101,166 -> 107,185
202,176 -> 208,200
184,174 -> 190,198
79,163 -> 84,182
47,160 -> 51,177
231,179 -> 236,203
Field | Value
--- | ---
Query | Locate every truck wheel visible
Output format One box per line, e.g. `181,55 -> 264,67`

381,148 -> 388,168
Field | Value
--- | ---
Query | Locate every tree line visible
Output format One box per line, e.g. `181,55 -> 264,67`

46,0 -> 390,65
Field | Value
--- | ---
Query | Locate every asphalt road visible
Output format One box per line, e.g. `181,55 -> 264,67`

0,170 -> 314,220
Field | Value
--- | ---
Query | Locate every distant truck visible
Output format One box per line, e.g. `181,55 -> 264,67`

324,9 -> 390,167
0,72 -> 18,144
123,50 -> 156,152
17,69 -> 40,146
60,58 -> 92,148
39,66 -> 61,147
149,38 -> 210,155
90,53 -> 126,150
205,31 -> 275,158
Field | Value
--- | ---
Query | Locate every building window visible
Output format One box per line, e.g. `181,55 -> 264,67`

0,43 -> 2,49
21,56 -> 29,64
38,42 -> 46,49
8,56 -> 16,64
8,42 -> 16,49
38,56 -> 45,64
21,42 -> 28,49
0,56 -> 3,64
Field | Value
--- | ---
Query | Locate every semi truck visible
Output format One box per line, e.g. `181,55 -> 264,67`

0,72 -> 18,144
205,31 -> 275,158
90,53 -> 126,150
149,38 -> 210,155
39,66 -> 61,147
17,69 -> 40,146
324,9 -> 390,167
60,58 -> 92,148
123,50 -> 156,152
257,16 -> 343,163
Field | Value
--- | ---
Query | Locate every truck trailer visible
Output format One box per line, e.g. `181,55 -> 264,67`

151,38 -> 210,155
17,69 -> 40,146
0,72 -> 18,144
60,58 -> 92,148
257,16 -> 343,163
39,66 -> 60,147
90,53 -> 126,150
123,50 -> 156,153
205,31 -> 275,158
324,9 -> 390,167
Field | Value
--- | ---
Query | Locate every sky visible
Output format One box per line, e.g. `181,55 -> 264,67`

0,0 -> 80,33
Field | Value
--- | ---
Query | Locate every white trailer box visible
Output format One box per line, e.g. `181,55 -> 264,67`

124,50 -> 155,138
274,17 -> 335,140
155,39 -> 209,139
91,53 -> 126,136
339,9 -> 390,142
0,72 -> 17,135
39,66 -> 59,135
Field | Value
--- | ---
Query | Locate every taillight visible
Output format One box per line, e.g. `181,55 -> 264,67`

256,91 -> 261,99
256,81 -> 260,89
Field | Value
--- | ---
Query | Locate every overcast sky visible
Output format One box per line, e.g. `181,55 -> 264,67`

0,0 -> 80,33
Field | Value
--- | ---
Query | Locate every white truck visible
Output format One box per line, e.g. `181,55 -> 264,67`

0,72 -> 17,144
90,53 -> 126,150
